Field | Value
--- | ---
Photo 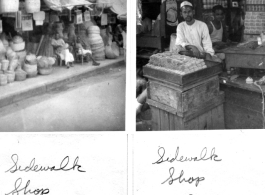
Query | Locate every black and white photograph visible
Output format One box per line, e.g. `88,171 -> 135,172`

1,1 -> 265,195
0,0 -> 126,131
136,0 -> 265,130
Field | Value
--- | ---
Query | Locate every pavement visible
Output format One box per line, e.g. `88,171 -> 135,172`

0,56 -> 125,109
0,66 -> 125,131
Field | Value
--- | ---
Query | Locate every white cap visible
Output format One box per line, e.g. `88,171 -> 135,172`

180,1 -> 193,8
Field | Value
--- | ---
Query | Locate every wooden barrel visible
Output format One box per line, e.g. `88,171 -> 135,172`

25,0 -> 40,13
0,0 -> 19,13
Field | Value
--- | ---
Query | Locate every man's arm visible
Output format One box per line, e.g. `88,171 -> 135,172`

201,23 -> 215,56
175,24 -> 188,49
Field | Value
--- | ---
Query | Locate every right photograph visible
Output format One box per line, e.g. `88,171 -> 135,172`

136,0 -> 265,130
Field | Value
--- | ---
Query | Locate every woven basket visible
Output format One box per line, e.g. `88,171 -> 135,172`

0,74 -> 7,86
93,53 -> 105,61
25,0 -> 40,13
10,41 -> 25,52
93,47 -> 105,54
105,42 -> 119,59
0,0 -> 19,13
23,64 -> 37,73
1,60 -> 9,71
87,26 -> 100,34
38,67 -> 53,75
87,27 -> 105,59
15,68 -> 27,81
26,70 -> 38,78
5,71 -> 15,83
16,50 -> 27,61
91,43 -> 105,50
9,59 -> 18,71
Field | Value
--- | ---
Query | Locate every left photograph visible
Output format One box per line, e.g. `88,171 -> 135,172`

0,0 -> 127,131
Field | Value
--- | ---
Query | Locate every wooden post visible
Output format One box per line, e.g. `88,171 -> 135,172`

160,0 -> 166,51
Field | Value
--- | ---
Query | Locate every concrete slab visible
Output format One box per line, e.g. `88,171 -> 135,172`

0,57 -> 125,109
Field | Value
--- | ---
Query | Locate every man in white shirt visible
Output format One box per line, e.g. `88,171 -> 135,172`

175,1 -> 215,59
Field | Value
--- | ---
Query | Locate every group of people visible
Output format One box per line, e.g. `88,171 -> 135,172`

51,30 -> 100,69
136,1 -> 244,115
174,1 -> 230,62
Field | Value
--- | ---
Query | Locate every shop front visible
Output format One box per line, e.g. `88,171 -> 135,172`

0,0 -> 126,108
137,0 -> 265,130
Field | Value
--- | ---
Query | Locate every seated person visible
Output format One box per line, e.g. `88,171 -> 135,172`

51,33 -> 74,68
206,5 -> 228,59
174,1 -> 221,62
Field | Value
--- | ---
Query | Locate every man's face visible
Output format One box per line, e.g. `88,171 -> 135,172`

181,6 -> 194,22
213,10 -> 224,22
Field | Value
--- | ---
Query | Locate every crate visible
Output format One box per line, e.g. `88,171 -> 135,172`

224,47 -> 265,70
148,92 -> 225,130
148,76 -> 220,113
143,60 -> 222,88
143,60 -> 224,130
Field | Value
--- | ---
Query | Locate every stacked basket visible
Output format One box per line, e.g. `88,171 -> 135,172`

87,26 -> 105,61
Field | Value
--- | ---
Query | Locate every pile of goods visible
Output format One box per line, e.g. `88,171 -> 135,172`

0,34 -> 55,87
147,51 -> 207,75
24,53 -> 38,77
87,26 -> 105,61
37,56 -> 56,75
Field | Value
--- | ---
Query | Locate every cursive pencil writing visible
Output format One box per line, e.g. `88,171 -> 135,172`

162,167 -> 205,187
153,147 -> 222,164
5,178 -> 49,195
6,154 -> 86,173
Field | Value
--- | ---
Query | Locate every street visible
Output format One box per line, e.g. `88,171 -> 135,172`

0,66 -> 125,131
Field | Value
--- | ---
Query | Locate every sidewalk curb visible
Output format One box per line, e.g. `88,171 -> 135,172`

0,59 -> 125,109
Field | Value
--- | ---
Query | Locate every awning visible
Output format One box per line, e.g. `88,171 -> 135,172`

109,0 -> 126,16
43,0 -> 92,11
